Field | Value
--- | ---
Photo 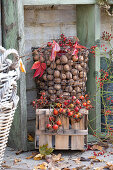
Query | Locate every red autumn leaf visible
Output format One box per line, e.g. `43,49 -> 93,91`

41,63 -> 46,70
31,61 -> 40,70
39,69 -> 44,78
33,66 -> 41,78
32,61 -> 46,78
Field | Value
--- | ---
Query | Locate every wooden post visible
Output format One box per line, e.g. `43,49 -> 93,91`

76,5 -> 101,134
0,0 -> 2,45
1,0 -> 27,151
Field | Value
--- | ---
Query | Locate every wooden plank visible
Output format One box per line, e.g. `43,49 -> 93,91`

76,5 -> 101,136
38,110 -> 52,148
39,110 -> 46,146
1,0 -> 24,150
55,116 -> 69,150
17,0 -> 28,151
71,117 -> 85,150
36,129 -> 88,135
0,0 -> 2,45
23,0 -> 96,6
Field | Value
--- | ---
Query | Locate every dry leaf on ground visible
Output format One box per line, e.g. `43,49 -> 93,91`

26,155 -> 34,159
2,164 -> 11,169
80,157 -> 90,161
94,167 -> 104,170
74,165 -> 86,170
91,144 -> 103,151
33,153 -> 44,160
52,153 -> 63,162
33,162 -> 48,170
26,152 -> 38,159
105,162 -> 113,169
14,158 -> 21,164
88,156 -> 97,159
91,158 -> 102,163
73,158 -> 81,164
15,150 -> 23,155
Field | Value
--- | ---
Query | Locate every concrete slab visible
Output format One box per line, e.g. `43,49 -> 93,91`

1,145 -> 113,169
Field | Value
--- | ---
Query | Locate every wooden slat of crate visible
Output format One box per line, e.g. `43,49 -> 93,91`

55,116 -> 69,150
71,118 -> 84,150
71,109 -> 88,150
38,109 -> 52,148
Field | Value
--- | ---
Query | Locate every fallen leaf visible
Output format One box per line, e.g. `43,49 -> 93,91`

26,152 -> 38,159
16,150 -> 23,155
14,158 -> 21,164
26,155 -> 34,159
33,162 -> 48,170
28,134 -> 34,142
80,157 -> 90,161
91,158 -> 101,162
2,164 -> 11,169
106,162 -> 113,169
74,165 -> 86,170
91,144 -> 103,151
73,158 -> 81,164
33,153 -> 44,160
88,156 -> 96,159
39,144 -> 54,156
94,167 -> 104,170
52,153 -> 62,162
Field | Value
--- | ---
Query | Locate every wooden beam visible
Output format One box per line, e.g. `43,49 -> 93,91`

76,5 -> 101,134
1,0 -> 21,149
17,0 -> 27,151
1,0 -> 27,151
23,0 -> 96,6
0,0 -> 2,45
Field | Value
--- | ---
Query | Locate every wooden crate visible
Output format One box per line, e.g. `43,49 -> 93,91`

35,109 -> 88,150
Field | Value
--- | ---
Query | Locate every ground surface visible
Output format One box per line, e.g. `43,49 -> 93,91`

1,145 -> 113,170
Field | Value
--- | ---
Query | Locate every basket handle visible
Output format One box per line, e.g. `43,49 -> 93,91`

0,46 -> 20,69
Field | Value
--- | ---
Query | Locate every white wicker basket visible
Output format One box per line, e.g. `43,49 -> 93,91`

0,46 -> 20,167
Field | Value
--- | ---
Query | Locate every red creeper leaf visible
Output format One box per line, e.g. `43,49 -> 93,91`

39,69 -> 44,78
31,61 -> 40,70
33,67 -> 41,78
41,63 -> 46,70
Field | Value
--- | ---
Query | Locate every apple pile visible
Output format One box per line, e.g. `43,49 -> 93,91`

46,94 -> 92,131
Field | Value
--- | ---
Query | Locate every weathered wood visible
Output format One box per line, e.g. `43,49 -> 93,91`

36,130 -> 88,135
17,0 -> 28,151
71,118 -> 84,150
23,0 -> 96,6
0,0 -> 2,45
76,5 -> 101,135
36,109 -> 88,150
1,0 -> 20,149
1,0 -> 28,151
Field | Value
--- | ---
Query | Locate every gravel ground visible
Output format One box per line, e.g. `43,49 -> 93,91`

1,145 -> 113,170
